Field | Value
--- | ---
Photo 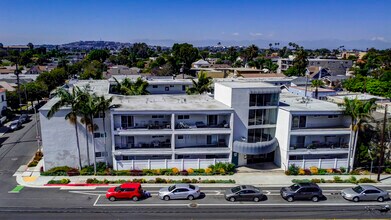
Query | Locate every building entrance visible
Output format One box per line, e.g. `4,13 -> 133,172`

246,152 -> 274,164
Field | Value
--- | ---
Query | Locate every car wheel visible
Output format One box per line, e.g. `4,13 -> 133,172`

132,196 -> 139,201
229,197 -> 236,202
287,196 -> 294,202
377,197 -> 384,202
253,197 -> 260,202
109,196 -> 116,202
163,196 -> 170,201
312,196 -> 319,202
353,197 -> 359,202
188,195 -> 194,201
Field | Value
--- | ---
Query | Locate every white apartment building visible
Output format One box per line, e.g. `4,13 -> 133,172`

214,82 -> 281,166
277,58 -> 353,76
275,91 -> 352,169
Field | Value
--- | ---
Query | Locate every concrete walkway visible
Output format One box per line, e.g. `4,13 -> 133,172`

15,160 -> 391,188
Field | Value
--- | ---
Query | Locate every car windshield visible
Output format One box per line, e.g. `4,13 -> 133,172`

231,186 -> 241,193
168,185 -> 176,191
352,186 -> 364,193
290,184 -> 300,191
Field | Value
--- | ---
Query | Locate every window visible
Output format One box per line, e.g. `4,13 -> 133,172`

121,116 -> 133,128
170,85 -> 174,87
152,115 -> 164,118
249,94 -> 279,106
178,115 -> 189,119
292,116 -> 306,128
95,152 -> 108,157
182,85 -> 186,91
178,135 -> 184,140
248,109 -> 277,125
124,188 -> 135,192
165,86 -> 169,91
152,85 -> 158,88
365,190 -> 380,194
94,133 -> 106,138
328,115 -> 338,118
1,95 -> 4,102
94,112 -> 104,118
247,128 -> 275,143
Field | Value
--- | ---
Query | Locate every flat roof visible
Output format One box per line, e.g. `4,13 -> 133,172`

71,80 -> 110,96
279,91 -> 343,112
111,94 -> 232,112
289,86 -> 336,92
215,81 -> 279,89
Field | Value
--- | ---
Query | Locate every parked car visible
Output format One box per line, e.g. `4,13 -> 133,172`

106,183 -> 144,201
280,183 -> 323,202
341,185 -> 389,202
9,120 -> 22,131
159,184 -> 200,201
225,185 -> 265,202
19,114 -> 29,123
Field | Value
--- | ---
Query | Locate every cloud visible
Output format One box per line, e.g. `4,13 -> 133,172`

232,32 -> 239,36
371,36 -> 386,42
250,32 -> 263,36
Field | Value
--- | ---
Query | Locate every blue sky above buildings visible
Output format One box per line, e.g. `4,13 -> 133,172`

1,0 -> 390,48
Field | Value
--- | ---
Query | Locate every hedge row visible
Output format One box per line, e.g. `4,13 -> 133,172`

292,176 -> 377,184
86,178 -> 235,184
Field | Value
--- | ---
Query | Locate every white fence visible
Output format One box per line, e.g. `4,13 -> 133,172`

287,158 -> 348,169
114,158 -> 230,170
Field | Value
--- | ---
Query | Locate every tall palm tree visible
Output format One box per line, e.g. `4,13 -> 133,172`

95,95 -> 114,166
186,71 -> 213,95
339,97 -> 376,172
47,87 -> 83,169
113,77 -> 150,95
311,79 -> 325,99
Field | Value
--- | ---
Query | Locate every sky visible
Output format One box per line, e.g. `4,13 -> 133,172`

1,0 -> 390,48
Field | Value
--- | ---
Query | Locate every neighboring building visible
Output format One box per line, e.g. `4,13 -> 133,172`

192,59 -> 211,68
3,45 -> 29,52
107,65 -> 140,77
287,86 -> 337,100
275,91 -> 351,169
0,88 -> 7,113
214,82 -> 281,166
277,58 -> 353,76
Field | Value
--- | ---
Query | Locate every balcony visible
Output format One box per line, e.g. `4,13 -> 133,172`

289,142 -> 349,155
290,127 -> 350,135
175,121 -> 229,129
115,140 -> 171,150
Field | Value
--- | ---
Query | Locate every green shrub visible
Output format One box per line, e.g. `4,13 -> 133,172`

28,160 -> 39,167
346,176 -> 357,184
142,169 -> 154,176
318,169 -> 327,175
339,167 -> 346,173
155,177 -> 166,183
357,177 -> 377,183
385,168 -> 391,174
311,178 -> 321,183
288,165 -> 300,175
191,178 -> 198,183
132,178 -> 147,183
292,179 -> 311,183
47,178 -> 70,184
333,176 -> 343,183
41,166 -> 73,176
181,178 -> 191,183
208,163 -> 236,173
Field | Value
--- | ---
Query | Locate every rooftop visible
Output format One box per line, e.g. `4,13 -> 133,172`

216,81 -> 279,89
111,94 -> 232,112
279,91 -> 343,112
70,80 -> 110,96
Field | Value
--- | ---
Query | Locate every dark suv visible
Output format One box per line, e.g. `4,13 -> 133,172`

280,183 -> 323,202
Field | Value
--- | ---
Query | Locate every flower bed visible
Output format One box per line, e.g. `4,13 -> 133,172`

47,178 -> 71,184
286,165 -> 349,175
42,162 -> 236,176
28,151 -> 43,167
292,176 -> 377,184
85,178 -> 235,184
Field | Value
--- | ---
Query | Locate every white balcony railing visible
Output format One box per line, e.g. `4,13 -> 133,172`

287,158 -> 348,169
114,158 -> 230,170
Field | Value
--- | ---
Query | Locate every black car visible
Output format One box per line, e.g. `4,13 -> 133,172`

225,185 -> 265,202
280,183 -> 323,202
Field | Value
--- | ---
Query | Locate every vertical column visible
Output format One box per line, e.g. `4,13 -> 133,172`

228,112 -> 234,163
110,113 -> 116,169
181,159 -> 184,170
334,158 -> 338,169
302,159 -> 305,169
318,159 -> 322,169
148,159 -> 151,170
171,113 -> 176,160
197,158 -> 200,169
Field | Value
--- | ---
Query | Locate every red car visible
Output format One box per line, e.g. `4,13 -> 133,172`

106,183 -> 143,201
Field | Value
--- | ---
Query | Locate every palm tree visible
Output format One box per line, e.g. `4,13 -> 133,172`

113,77 -> 150,95
95,95 -> 114,166
47,87 -> 83,169
311,79 -> 325,99
339,97 -> 376,172
186,71 -> 213,95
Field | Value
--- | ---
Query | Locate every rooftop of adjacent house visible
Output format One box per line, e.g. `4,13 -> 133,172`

327,93 -> 388,104
107,75 -> 193,85
0,81 -> 16,91
70,80 -> 110,95
215,81 -> 279,89
279,91 -> 343,112
289,86 -> 336,93
193,59 -> 210,65
109,94 -> 232,112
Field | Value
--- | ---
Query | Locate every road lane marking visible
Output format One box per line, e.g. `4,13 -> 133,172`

93,195 -> 101,206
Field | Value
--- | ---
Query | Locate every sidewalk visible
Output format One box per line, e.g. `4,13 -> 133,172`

15,160 -> 391,188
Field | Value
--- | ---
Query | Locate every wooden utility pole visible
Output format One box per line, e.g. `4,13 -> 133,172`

377,105 -> 388,181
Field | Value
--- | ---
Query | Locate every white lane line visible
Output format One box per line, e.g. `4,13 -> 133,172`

69,191 -> 103,196
93,195 -> 101,206
60,187 -> 97,190
94,203 -> 189,207
264,190 -> 271,195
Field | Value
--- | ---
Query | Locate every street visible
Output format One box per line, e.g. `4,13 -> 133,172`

0,117 -> 391,219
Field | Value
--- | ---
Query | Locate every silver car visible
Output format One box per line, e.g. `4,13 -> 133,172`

158,184 -> 201,201
341,185 -> 389,202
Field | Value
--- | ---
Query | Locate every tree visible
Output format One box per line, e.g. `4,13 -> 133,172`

311,79 -> 325,99
95,95 -> 113,165
130,43 -> 151,59
339,98 -> 377,171
21,81 -> 48,106
113,77 -> 150,95
171,43 -> 199,74
36,68 -> 68,92
0,43 -> 3,48
79,60 -> 106,79
293,47 -> 309,76
227,47 -> 238,63
186,71 -> 213,95
87,49 -> 109,62
27,42 -> 34,50
47,87 -> 83,169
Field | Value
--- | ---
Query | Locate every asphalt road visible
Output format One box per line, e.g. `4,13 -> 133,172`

1,117 -> 391,219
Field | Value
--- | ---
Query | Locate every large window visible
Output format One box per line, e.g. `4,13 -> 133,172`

247,128 -> 275,143
249,93 -> 279,107
121,116 -> 133,128
292,116 -> 306,128
248,109 -> 278,125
